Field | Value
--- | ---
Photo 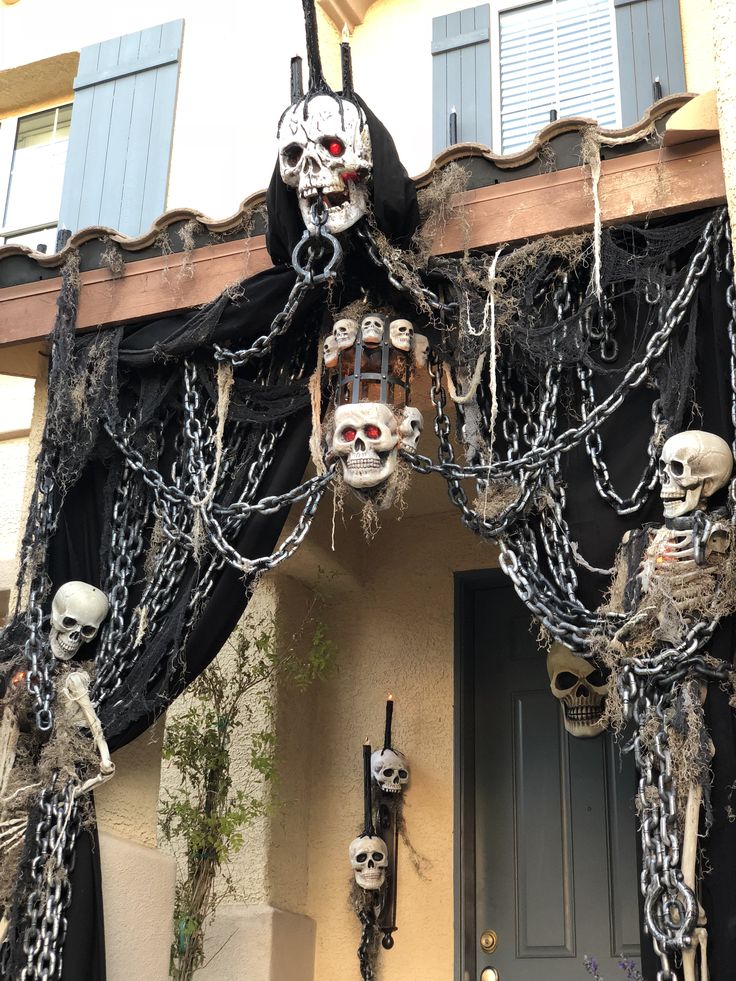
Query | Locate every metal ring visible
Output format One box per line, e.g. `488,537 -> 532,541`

291,228 -> 343,285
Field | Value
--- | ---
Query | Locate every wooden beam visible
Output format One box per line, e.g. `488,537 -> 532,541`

0,237 -> 272,346
432,137 -> 725,254
0,138 -> 725,348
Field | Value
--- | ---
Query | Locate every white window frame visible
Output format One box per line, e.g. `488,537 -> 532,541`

0,102 -> 72,250
489,0 -> 623,154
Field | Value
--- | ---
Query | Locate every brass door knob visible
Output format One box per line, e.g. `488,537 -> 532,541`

479,929 -> 498,954
480,968 -> 499,981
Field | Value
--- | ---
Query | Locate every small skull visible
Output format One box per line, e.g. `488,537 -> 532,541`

331,403 -> 399,489
361,314 -> 385,347
658,431 -> 734,519
398,406 -> 423,453
50,582 -> 109,661
389,319 -> 414,352
371,748 -> 409,794
546,644 -> 608,738
277,95 -> 372,235
413,334 -> 430,369
349,834 -> 388,890
323,334 -> 338,369
333,318 -> 358,351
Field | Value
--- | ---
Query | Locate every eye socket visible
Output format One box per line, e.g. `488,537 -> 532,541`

382,769 -> 394,778
554,671 -> 579,690
587,668 -> 607,687
364,424 -> 381,440
81,625 -> 98,637
398,769 -> 408,779
282,143 -> 303,167
670,460 -> 685,476
340,426 -> 357,442
62,616 -> 78,629
372,852 -> 384,862
356,852 -> 367,863
323,137 -> 344,157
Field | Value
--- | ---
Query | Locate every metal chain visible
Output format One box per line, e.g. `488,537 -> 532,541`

18,774 -> 81,981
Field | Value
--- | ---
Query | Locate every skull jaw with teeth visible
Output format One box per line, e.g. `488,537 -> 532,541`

371,748 -> 409,793
658,430 -> 734,520
50,582 -> 109,661
546,644 -> 608,739
277,96 -> 372,236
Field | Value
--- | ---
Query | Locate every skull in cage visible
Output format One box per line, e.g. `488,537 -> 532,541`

278,96 -> 372,235
50,582 -> 109,661
658,430 -> 734,519
348,834 -> 388,890
546,644 -> 608,738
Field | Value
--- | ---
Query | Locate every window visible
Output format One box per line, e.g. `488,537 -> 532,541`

432,0 -> 685,156
0,104 -> 73,253
492,0 -> 620,154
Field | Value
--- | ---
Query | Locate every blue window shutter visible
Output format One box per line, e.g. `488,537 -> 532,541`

432,5 -> 491,156
59,20 -> 183,238
614,0 -> 686,126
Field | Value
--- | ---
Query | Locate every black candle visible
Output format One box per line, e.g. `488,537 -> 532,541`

363,741 -> 375,835
290,56 -> 304,104
383,695 -> 394,750
341,40 -> 353,96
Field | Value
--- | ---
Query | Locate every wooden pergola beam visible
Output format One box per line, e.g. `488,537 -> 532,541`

0,137 -> 725,348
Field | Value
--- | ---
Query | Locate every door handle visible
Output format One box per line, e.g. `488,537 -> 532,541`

480,969 -> 499,981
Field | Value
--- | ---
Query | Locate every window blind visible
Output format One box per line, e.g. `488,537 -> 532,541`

499,0 -> 619,155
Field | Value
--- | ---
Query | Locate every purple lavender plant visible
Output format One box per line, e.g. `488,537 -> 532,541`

584,955 -> 604,980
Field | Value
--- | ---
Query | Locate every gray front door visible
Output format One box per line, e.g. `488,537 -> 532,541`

456,573 -> 641,981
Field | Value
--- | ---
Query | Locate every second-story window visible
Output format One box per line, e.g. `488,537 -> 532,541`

0,104 -> 73,252
494,0 -> 620,154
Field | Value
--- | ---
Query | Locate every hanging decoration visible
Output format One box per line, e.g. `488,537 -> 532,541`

0,0 -> 735,976
350,697 -> 410,978
324,310 -> 425,507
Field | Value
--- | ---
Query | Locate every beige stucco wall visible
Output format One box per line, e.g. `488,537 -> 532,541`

680,0 -> 717,93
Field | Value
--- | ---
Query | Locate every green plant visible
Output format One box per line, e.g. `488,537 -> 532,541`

160,613 -> 334,981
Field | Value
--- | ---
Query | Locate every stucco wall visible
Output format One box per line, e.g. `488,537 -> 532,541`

679,0 -> 716,93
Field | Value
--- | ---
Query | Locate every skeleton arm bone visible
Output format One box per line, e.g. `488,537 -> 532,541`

62,671 -> 115,776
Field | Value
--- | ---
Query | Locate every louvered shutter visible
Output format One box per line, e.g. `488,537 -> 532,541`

432,5 -> 491,156
499,0 -> 619,156
614,0 -> 686,126
59,20 -> 183,238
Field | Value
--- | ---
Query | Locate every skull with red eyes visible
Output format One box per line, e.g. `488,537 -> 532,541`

330,403 -> 423,496
277,95 -> 372,235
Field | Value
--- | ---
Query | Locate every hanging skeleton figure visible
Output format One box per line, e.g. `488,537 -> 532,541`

0,583 -> 114,947
614,430 -> 734,651
605,430 -> 735,981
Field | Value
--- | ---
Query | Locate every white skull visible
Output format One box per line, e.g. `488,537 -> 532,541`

371,748 -> 409,793
278,95 -> 372,235
413,334 -> 430,369
389,319 -> 414,352
360,314 -> 385,347
50,582 -> 109,661
348,834 -> 388,890
546,644 -> 608,739
398,406 -> 423,452
323,334 -> 338,369
659,430 -> 734,519
332,318 -> 358,351
331,403 -> 399,489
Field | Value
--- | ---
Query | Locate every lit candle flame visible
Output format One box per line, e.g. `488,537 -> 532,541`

387,693 -> 394,701
342,23 -> 351,42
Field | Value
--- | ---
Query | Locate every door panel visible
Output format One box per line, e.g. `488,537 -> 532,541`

459,577 -> 641,980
